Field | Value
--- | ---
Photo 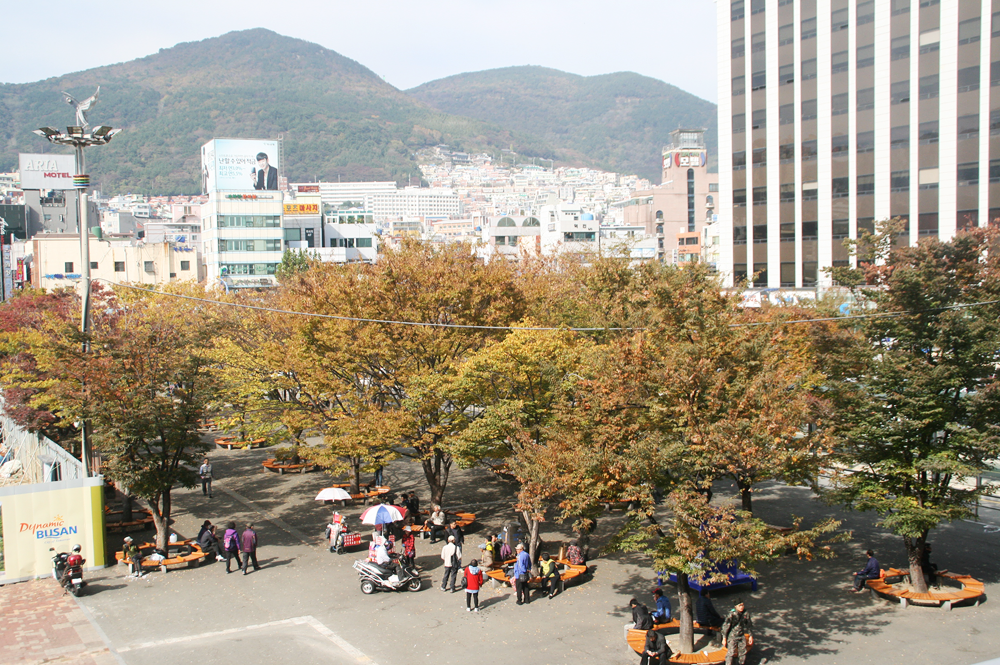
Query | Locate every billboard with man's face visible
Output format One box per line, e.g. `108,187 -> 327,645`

201,139 -> 280,193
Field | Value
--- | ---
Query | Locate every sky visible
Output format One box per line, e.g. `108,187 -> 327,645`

1,0 -> 719,102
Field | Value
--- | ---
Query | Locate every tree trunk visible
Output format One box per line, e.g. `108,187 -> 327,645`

738,480 -> 753,514
147,492 -> 171,551
521,509 -> 542,570
676,573 -> 695,654
290,444 -> 301,465
421,449 -> 452,506
350,458 -> 361,494
904,533 -> 929,593
122,494 -> 134,523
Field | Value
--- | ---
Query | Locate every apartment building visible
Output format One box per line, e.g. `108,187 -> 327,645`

201,192 -> 284,289
718,0 -> 996,287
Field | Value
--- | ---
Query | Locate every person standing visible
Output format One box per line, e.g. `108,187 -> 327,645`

401,526 -> 416,567
721,600 -> 754,665
199,457 -> 213,498
440,535 -> 460,592
446,520 -> 465,559
241,524 -> 260,575
223,521 -> 242,574
852,549 -> 880,592
465,559 -> 484,612
407,491 -> 420,519
512,542 -> 532,605
373,465 -> 384,486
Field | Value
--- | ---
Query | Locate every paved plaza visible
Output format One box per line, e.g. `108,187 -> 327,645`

3,445 -> 1000,665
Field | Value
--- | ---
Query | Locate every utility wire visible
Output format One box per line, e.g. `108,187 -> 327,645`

94,279 -> 1000,332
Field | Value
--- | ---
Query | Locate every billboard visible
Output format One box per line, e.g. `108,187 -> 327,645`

201,139 -> 281,193
19,153 -> 77,190
283,202 -> 319,216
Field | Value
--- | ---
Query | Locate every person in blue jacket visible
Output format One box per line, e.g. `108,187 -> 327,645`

512,543 -> 532,605
651,587 -> 671,622
852,549 -> 880,591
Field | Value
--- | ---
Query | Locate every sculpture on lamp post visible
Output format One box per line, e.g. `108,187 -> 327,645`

61,87 -> 100,131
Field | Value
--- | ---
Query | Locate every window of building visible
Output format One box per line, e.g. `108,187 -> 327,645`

732,76 -> 746,96
802,221 -> 819,239
919,120 -> 939,143
857,87 -> 875,111
750,0 -> 764,13
919,74 -> 939,99
144,261 -> 155,273
734,227 -> 748,244
803,183 -> 818,201
90,261 -> 97,270
891,170 -> 910,191
180,261 -> 191,271
994,11 -> 1000,38
832,135 -> 849,153
357,238 -> 373,248
284,228 -> 301,241
751,31 -> 766,53
732,0 -> 745,20
957,114 -> 979,139
831,8 -> 849,31
220,263 -> 278,276
919,168 -> 940,188
802,139 -> 818,160
892,0 -> 909,14
751,70 -> 766,91
958,210 -> 978,230
753,225 -> 767,242
497,217 -> 516,227
832,177 -> 850,198
918,212 -> 939,235
687,169 -> 696,231
857,131 -> 875,152
709,183 -> 719,192
779,64 -> 794,85
891,35 -> 910,60
801,17 -> 817,39
858,217 -> 875,235
732,37 -> 745,58
857,44 -> 875,68
220,239 -> 283,252
890,125 -> 909,148
857,0 -> 875,23
957,162 -> 979,185
114,261 -> 125,272
64,262 -> 73,273
779,103 -> 795,124
857,174 -> 876,195
779,183 -> 795,202
891,80 -> 910,104
734,189 -> 747,206
801,99 -> 818,120
958,66 -> 980,93
779,143 -> 795,161
958,17 -> 981,44
733,113 -> 746,134
779,222 -> 795,241
778,23 -> 794,45
832,219 -> 850,238
523,217 -> 540,227
832,50 -> 849,74
751,109 -> 767,129
990,159 -> 1000,182
752,186 -> 767,205
832,93 -> 849,116
218,214 -> 281,228
802,58 -> 817,80
733,151 -> 747,170
752,147 -> 767,167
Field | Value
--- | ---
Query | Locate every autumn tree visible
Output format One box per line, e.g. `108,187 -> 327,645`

11,286 -> 220,549
826,227 -> 1000,592
284,239 -> 525,504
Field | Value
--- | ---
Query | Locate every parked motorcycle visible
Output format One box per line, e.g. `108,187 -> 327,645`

51,545 -> 86,596
352,555 -> 422,594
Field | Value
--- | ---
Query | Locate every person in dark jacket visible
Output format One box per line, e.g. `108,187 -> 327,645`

630,597 -> 654,630
852,549 -> 880,591
199,524 -> 225,561
697,591 -> 724,628
640,629 -> 671,665
241,524 -> 260,575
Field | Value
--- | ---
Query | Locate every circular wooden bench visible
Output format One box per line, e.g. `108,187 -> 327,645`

485,557 -> 587,590
215,437 -> 265,450
626,621 -> 750,665
115,539 -> 207,573
262,458 -> 317,474
866,568 -> 985,609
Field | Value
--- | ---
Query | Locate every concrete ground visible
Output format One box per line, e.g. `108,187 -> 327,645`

4,443 -> 1000,665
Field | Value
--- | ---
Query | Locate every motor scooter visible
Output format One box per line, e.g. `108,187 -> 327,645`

352,554 -> 422,594
50,548 -> 86,596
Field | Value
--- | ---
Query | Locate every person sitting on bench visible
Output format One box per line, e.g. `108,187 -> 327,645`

852,549 -> 880,592
697,590 -> 724,629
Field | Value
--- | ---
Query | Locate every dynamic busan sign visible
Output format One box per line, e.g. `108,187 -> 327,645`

20,514 -> 78,539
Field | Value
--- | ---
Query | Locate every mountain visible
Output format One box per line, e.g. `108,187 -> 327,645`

0,30 -> 551,195
408,66 -> 718,182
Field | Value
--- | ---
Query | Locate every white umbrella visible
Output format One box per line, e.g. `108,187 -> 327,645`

316,487 -> 352,502
359,504 -> 404,525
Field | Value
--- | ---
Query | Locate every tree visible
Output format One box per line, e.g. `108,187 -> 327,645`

283,239 -> 526,504
13,287 -> 219,549
826,227 -> 1000,592
275,248 -> 317,282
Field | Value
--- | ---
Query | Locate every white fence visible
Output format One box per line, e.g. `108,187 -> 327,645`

0,412 -> 83,486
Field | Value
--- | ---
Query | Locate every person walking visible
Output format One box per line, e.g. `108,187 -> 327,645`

199,457 -> 214,498
512,542 -> 532,605
241,523 -> 260,575
440,535 -> 460,592
721,599 -> 754,665
223,521 -> 242,574
465,559 -> 484,612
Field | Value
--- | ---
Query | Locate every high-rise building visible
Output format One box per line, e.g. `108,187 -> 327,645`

717,0 -> 995,288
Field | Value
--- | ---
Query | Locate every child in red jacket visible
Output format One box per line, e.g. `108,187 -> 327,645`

465,559 -> 484,612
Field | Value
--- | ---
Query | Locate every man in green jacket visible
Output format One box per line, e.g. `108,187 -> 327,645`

721,599 -> 754,665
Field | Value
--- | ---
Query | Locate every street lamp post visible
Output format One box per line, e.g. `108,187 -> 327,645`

34,89 -> 121,477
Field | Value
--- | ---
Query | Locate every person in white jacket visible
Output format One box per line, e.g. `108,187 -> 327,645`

440,535 -> 460,592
